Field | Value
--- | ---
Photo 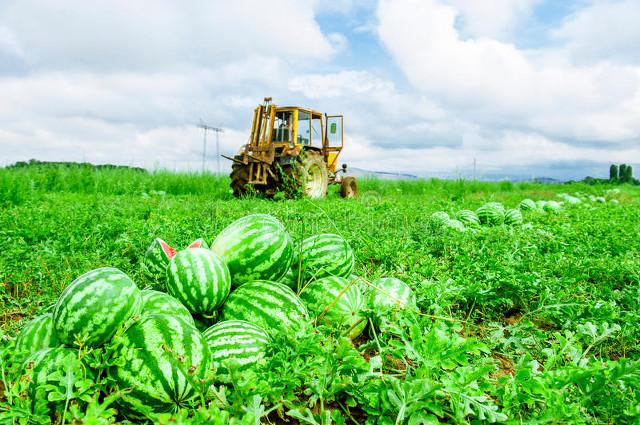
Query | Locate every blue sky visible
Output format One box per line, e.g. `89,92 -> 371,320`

0,0 -> 638,180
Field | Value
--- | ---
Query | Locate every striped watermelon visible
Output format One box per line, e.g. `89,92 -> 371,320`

349,274 -> 369,297
544,200 -> 562,212
299,276 -> 366,339
297,234 -> 354,282
369,277 -> 417,312
504,208 -> 523,225
203,320 -> 271,378
431,211 -> 450,224
15,313 -> 59,361
485,202 -> 506,214
142,238 -> 177,287
222,280 -> 308,336
519,199 -> 537,211
140,289 -> 194,325
211,214 -> 293,287
476,203 -> 505,226
535,200 -> 548,211
22,347 -> 87,412
53,267 -> 141,348
109,314 -> 209,418
456,210 -> 480,227
445,219 -> 466,232
166,248 -> 230,316
187,238 -> 209,249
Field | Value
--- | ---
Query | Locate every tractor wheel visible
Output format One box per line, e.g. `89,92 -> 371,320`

230,163 -> 250,197
281,151 -> 328,199
299,151 -> 328,198
340,177 -> 358,198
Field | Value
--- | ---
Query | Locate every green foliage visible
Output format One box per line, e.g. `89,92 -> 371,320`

609,164 -> 619,181
1,167 -> 639,423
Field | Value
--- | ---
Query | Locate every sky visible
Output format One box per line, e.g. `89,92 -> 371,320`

0,0 -> 639,180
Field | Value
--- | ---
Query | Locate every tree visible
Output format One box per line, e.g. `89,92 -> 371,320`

619,164 -> 627,182
624,165 -> 633,183
609,164 -> 619,181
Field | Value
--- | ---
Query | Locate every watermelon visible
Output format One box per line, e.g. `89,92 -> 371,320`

485,202 -> 506,214
203,320 -> 271,378
109,314 -> 209,418
22,347 -> 87,412
504,208 -> 523,225
348,274 -> 369,297
14,313 -> 59,361
142,238 -> 177,287
53,267 -> 141,348
140,289 -> 194,325
476,203 -> 505,226
368,277 -> 417,312
519,199 -> 536,211
445,219 -> 466,232
544,200 -> 562,212
456,210 -> 480,227
211,214 -> 294,287
166,248 -> 231,316
535,200 -> 548,211
222,280 -> 308,336
299,276 -> 366,339
431,211 -> 450,224
187,238 -> 209,249
297,234 -> 354,282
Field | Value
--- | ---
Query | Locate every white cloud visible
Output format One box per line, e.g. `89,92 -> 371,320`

449,0 -> 540,39
553,0 -> 640,65
377,0 -> 640,145
0,0 -> 334,71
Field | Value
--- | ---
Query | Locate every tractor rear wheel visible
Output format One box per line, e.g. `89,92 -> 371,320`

230,163 -> 250,197
340,176 -> 358,198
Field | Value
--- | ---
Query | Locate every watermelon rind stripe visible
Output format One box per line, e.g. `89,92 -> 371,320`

166,248 -> 231,316
110,314 -> 209,418
222,280 -> 308,336
203,320 -> 271,377
15,313 -> 59,360
53,267 -> 141,348
211,214 -> 294,287
299,276 -> 366,339
298,234 -> 354,282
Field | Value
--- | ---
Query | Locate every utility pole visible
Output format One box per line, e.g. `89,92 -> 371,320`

473,157 -> 477,180
198,121 -> 224,174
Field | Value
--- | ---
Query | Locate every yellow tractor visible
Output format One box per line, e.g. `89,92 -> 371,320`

225,97 -> 358,198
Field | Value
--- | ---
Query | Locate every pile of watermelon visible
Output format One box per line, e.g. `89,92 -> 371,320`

431,201 -> 524,231
11,213 -> 417,420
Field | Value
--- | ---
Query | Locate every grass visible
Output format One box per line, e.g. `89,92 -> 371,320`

1,165 -> 639,424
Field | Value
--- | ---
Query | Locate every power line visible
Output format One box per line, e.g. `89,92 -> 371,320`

198,121 -> 224,174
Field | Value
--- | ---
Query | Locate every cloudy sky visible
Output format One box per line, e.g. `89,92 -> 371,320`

1,0 -> 639,179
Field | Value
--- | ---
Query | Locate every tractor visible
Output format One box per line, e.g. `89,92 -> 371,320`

225,97 -> 358,198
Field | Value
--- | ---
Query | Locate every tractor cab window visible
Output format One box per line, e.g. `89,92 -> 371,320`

311,114 -> 323,147
297,110 -> 310,145
272,111 -> 292,142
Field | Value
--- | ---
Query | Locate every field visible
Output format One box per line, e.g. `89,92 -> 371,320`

1,165 -> 639,424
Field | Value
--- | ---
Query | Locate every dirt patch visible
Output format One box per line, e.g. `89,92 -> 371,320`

492,352 -> 515,379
